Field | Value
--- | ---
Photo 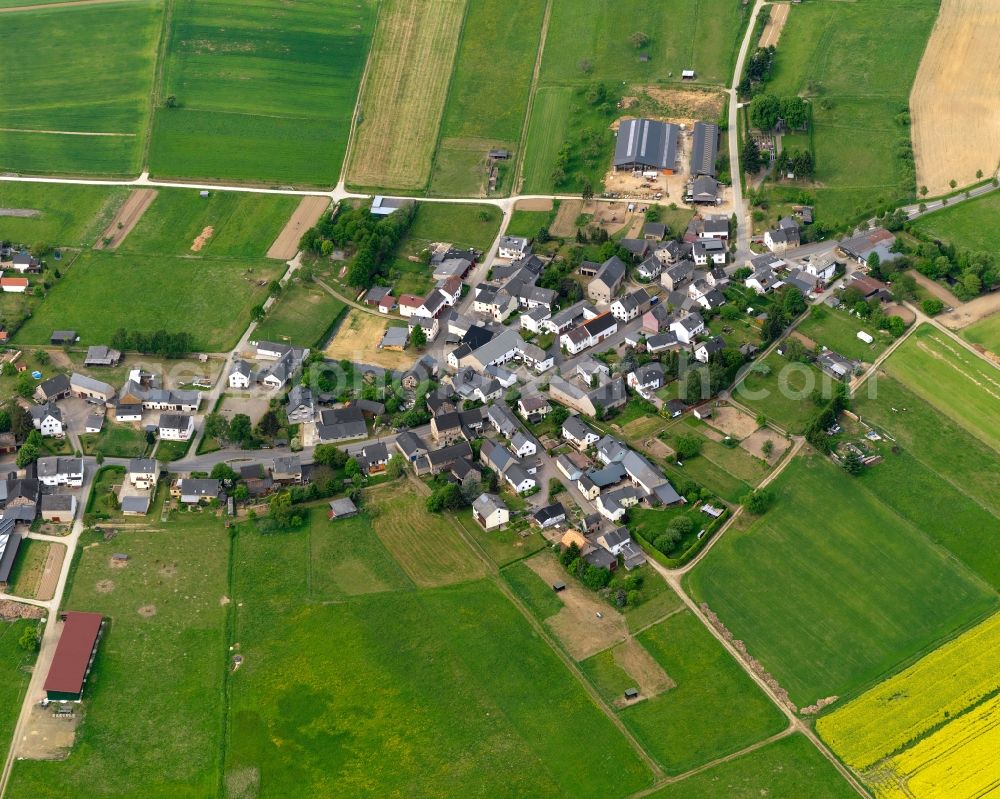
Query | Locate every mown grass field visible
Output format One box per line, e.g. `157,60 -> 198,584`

765,0 -> 939,227
367,482 -> 487,588
647,733 -> 857,799
540,0 -> 747,88
0,619 -> 36,765
80,424 -> 150,459
882,325 -> 1000,451
911,190 -> 1000,260
430,0 -> 547,195
866,693 -> 1000,799
961,312 -> 1000,354
118,189 -> 298,258
583,611 -> 786,774
406,202 -> 503,252
16,251 -> 282,350
795,305 -> 891,362
521,86 -> 573,193
252,279 -> 345,348
0,1 -> 162,175
505,206 -> 556,238
6,518 -> 230,799
686,452 -> 998,708
150,0 -> 374,185
227,524 -> 655,797
732,352 -> 830,434
347,0 -> 466,190
817,611 -> 1000,772
0,184 -> 127,247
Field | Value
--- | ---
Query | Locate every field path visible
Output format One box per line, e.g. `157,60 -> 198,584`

266,196 -> 330,260
0,0 -> 143,12
93,187 -> 156,249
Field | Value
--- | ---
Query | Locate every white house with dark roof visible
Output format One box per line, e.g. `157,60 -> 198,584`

473,493 -> 509,531
229,360 -> 252,389
669,312 -> 705,344
498,236 -> 530,260
31,403 -> 64,437
158,413 -> 194,441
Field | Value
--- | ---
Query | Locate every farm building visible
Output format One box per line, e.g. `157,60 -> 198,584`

690,122 -> 719,177
50,330 -> 77,346
328,497 -> 358,520
369,196 -> 414,217
614,118 -> 680,173
0,518 -> 22,588
44,611 -> 105,702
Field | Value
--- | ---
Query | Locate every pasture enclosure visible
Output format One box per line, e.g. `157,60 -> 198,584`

151,0 -> 374,185
795,306 -> 890,363
910,0 -> 1000,196
323,309 -> 412,370
0,1 -> 162,176
430,0 -> 547,195
117,189 -> 298,258
586,610 -> 786,774
254,280 -> 345,349
647,734 -> 857,799
817,611 -> 1000,771
16,251 -> 282,350
0,183 -> 127,247
227,522 -> 655,798
686,452 -> 998,708
6,519 -> 230,799
883,325 -> 1000,452
766,0 -> 939,227
911,190 -> 1000,262
347,0 -> 467,190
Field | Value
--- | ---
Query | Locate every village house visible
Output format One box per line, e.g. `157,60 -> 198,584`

669,312 -> 705,344
128,459 -> 157,490
31,402 -> 64,437
560,312 -> 618,355
158,413 -> 194,441
498,236 -> 531,260
229,361 -> 252,389
588,256 -> 627,304
472,493 -> 509,531
173,478 -> 220,505
70,373 -> 115,403
610,289 -> 651,323
37,456 -> 84,488
764,217 -> 801,253
40,494 -> 77,524
562,416 -> 600,450
34,373 -> 71,403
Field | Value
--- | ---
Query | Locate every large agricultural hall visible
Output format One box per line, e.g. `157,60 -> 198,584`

614,118 -> 680,174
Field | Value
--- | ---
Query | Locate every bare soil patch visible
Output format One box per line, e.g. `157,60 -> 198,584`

324,309 -> 415,370
525,554 -> 627,660
267,196 -> 329,260
938,292 -> 1000,330
638,436 -> 674,460
158,562 -> 178,578
912,271 -> 962,308
884,303 -> 916,325
93,188 -> 156,251
610,638 -> 675,707
629,87 -> 726,121
698,425 -> 725,443
95,579 -> 114,594
910,0 -> 1000,195
551,199 -> 583,237
17,704 -> 79,761
758,2 -> 790,49
190,226 -> 214,252
740,428 -> 789,466
791,330 -> 818,349
0,600 -> 43,620
0,208 -> 40,218
36,544 -> 65,602
137,604 -> 157,618
703,404 -> 759,440
515,198 -> 552,212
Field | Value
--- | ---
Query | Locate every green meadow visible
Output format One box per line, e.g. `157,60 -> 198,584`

0,184 -> 127,247
252,280 -> 346,348
150,0 -> 375,184
686,453 -> 998,708
912,190 -> 1000,261
0,1 -> 163,175
0,619 -> 37,765
962,312 -> 1000,354
766,0 -> 940,227
6,519 -> 231,799
16,251 -> 282,350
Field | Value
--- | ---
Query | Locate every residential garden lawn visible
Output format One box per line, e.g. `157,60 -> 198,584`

540,0 -> 748,88
881,325 -> 1000,452
663,456 -> 749,505
150,0 -> 374,185
429,0 -> 547,195
911,190 -> 1000,261
685,452 -> 999,708
366,482 -> 487,588
453,514 -> 547,568
696,437 -> 770,485
765,0 -> 939,228
646,733 -> 857,799
6,518 -> 230,799
732,352 -> 830,434
502,560 -> 564,620
962,312 -> 1000,354
407,202 -> 503,252
16,251 -> 282,350
156,437 -> 193,462
505,207 -> 556,239
117,189 -> 298,258
227,524 -> 655,797
346,0 -> 466,191
253,280 -> 346,348
80,424 -> 150,459
795,305 -> 890,362
583,610 -> 786,774
0,184 -> 127,248
0,620 -> 38,766
0,1 -> 162,176
623,569 -> 684,633
85,465 -> 126,518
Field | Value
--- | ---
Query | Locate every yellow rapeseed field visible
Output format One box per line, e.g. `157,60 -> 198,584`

817,612 -> 1000,770
869,694 -> 1000,799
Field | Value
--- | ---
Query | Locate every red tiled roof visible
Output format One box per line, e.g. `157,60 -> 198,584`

44,612 -> 103,696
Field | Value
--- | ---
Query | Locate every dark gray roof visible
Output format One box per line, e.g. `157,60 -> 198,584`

36,373 -> 70,398
121,495 -> 150,514
690,122 -> 719,177
615,119 -> 679,170
179,478 -> 220,496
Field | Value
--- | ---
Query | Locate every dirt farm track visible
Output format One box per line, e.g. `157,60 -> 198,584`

910,0 -> 1000,195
